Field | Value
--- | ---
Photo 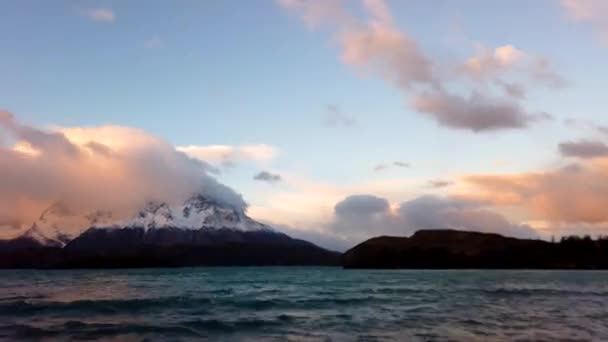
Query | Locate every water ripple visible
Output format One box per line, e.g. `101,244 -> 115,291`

0,268 -> 607,341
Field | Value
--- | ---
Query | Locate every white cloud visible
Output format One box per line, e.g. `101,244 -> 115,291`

176,144 -> 278,167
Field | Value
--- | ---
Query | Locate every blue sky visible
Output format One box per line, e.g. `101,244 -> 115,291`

2,0 -> 608,248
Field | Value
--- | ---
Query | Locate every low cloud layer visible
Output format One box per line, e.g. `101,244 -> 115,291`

329,193 -> 538,243
253,171 -> 282,183
464,159 -> 608,225
279,0 -> 563,132
0,111 -> 246,230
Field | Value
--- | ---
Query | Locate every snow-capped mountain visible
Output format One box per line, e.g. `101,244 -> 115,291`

0,193 -> 341,268
105,194 -> 271,232
20,203 -> 113,247
11,193 -> 273,248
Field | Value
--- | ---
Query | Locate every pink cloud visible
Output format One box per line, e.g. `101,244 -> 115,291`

0,111 -> 245,231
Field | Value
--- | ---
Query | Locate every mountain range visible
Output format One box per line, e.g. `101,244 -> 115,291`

0,194 -> 340,268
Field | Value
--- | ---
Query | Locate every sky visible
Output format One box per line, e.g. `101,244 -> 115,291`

2,0 -> 608,251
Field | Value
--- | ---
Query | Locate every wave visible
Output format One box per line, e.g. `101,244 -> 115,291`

0,317 -> 293,340
478,288 -> 608,297
224,295 -> 390,310
0,293 -> 394,321
0,296 -> 213,316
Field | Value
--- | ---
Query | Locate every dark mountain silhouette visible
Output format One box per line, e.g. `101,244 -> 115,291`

0,228 -> 340,268
0,195 -> 340,268
342,229 -> 608,269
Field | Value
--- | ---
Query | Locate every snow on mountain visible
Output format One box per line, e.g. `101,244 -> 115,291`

19,194 -> 272,247
104,194 -> 271,232
19,226 -> 63,247
23,202 -> 114,247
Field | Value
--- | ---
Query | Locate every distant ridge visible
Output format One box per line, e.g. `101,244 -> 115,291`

342,229 -> 608,269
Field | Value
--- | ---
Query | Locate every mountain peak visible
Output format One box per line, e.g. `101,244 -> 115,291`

28,202 -> 106,247
15,193 -> 272,247
116,193 -> 268,232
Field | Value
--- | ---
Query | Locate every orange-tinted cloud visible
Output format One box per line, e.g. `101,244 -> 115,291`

0,111 -> 245,231
278,0 -> 563,133
464,160 -> 608,224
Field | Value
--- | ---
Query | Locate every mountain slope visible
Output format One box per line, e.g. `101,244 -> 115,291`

0,193 -> 341,268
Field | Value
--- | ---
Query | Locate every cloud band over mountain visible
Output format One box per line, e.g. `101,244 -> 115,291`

0,111 -> 246,230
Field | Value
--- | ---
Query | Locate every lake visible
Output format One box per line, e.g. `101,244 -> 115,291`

1,267 -> 607,341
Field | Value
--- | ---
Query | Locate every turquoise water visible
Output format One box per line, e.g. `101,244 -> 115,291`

1,268 -> 608,341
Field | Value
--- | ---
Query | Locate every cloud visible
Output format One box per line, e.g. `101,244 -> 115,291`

324,105 -> 356,127
253,171 -> 282,183
339,6 -> 435,89
530,57 -> 568,88
398,195 -> 538,238
559,140 -> 608,159
373,163 -> 387,172
279,0 -> 435,90
334,194 -> 389,217
177,144 -> 277,168
462,45 -> 566,88
330,194 -> 397,241
374,161 -> 409,172
561,0 -> 608,44
495,80 -> 526,99
0,111 -> 246,230
463,159 -> 608,224
329,194 -> 538,242
412,90 -> 545,132
279,0 -> 563,133
463,45 -> 525,77
598,125 -> 608,135
560,118 -> 608,136
83,8 -> 115,23
246,175 -> 420,234
145,37 -> 163,49
428,180 -> 453,188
